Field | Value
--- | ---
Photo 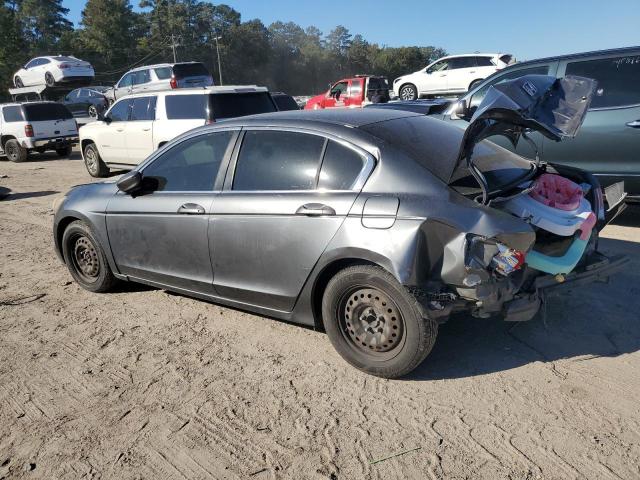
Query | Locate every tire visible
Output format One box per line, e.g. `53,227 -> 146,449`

399,83 -> 418,101
62,220 -> 118,293
14,76 -> 23,88
45,72 -> 55,87
322,265 -> 438,378
88,105 -> 98,118
4,139 -> 27,163
468,79 -> 484,91
83,142 -> 109,177
56,145 -> 73,157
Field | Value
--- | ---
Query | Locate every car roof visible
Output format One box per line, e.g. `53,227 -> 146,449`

221,108 -> 423,129
507,45 -> 640,67
128,61 -> 203,72
440,53 -> 502,59
115,85 -> 268,100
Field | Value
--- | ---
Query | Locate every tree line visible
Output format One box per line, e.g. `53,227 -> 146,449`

0,0 -> 447,100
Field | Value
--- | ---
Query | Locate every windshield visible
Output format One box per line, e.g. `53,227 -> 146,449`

23,103 -> 73,121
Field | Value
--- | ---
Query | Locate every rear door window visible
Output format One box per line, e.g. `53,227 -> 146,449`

134,69 -> 151,85
165,94 -> 208,120
172,63 -> 210,78
142,131 -> 234,192
2,106 -> 24,122
154,67 -> 172,80
318,141 -> 367,190
210,92 -> 276,120
232,130 -> 325,191
130,96 -> 157,121
565,55 -> 640,109
448,57 -> 475,69
23,103 -> 73,121
475,56 -> 494,67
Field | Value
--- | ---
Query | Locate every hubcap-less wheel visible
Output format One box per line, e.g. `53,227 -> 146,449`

6,143 -> 18,161
14,77 -> 23,88
71,236 -> 100,282
45,72 -> 55,87
400,85 -> 416,101
88,105 -> 98,118
340,287 -> 405,358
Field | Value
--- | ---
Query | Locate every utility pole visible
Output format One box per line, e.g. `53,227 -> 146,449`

213,34 -> 223,85
170,33 -> 180,63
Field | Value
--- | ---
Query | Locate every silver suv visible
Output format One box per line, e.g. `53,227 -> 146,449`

108,62 -> 213,103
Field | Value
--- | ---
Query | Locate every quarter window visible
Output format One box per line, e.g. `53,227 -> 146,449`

233,131 -> 325,191
107,99 -> 130,122
154,67 -> 172,80
165,94 -> 208,120
130,96 -> 156,121
2,106 -> 24,122
142,131 -> 234,192
565,55 -> 640,109
318,141 -> 366,190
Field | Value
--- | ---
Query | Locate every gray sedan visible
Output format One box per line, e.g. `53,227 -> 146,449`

53,78 -> 627,377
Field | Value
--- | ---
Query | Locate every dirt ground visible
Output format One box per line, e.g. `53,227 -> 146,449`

1,151 -> 639,480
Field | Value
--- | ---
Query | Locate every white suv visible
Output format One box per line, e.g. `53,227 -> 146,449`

80,86 -> 277,177
393,53 -> 514,100
0,102 -> 78,162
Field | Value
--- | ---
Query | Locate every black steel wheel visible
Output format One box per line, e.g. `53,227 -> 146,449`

45,72 -> 55,87
5,139 -> 27,162
62,220 -> 117,292
399,83 -> 418,101
322,265 -> 438,378
14,76 -> 23,88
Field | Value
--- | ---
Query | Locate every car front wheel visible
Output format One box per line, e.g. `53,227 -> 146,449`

14,76 -> 23,88
62,220 -> 118,292
399,83 -> 418,101
322,265 -> 438,378
83,142 -> 109,177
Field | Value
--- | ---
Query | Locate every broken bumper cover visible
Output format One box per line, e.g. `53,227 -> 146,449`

502,252 -> 629,322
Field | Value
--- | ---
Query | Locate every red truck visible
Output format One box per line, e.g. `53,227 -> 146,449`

304,75 -> 390,110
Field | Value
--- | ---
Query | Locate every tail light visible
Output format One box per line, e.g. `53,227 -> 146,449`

59,63 -> 71,69
490,243 -> 525,276
170,76 -> 177,89
24,124 -> 34,137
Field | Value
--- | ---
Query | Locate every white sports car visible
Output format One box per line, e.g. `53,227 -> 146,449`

13,56 -> 95,88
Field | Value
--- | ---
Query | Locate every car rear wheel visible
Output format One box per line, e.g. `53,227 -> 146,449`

83,142 -> 109,177
56,145 -> 73,157
5,139 -> 27,163
45,72 -> 55,87
322,265 -> 438,378
88,105 -> 98,118
399,83 -> 418,101
62,220 -> 118,293
14,76 -> 23,88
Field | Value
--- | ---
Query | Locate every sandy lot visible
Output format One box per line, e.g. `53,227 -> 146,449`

1,152 -> 639,480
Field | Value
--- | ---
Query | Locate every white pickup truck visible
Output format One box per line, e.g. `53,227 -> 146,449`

79,86 -> 277,177
0,102 -> 78,162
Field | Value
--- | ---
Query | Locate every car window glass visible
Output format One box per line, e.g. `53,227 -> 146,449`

318,141 -> 366,190
25,59 -> 37,68
107,100 -> 130,122
2,106 -> 24,122
134,69 -> 151,85
350,79 -> 362,96
233,130 -> 325,191
78,89 -> 89,97
118,73 -> 134,88
130,96 -> 156,121
448,57 -> 474,69
154,67 -> 172,80
23,103 -> 72,121
428,60 -> 449,72
142,131 -> 233,192
210,92 -> 277,120
165,94 -> 208,119
475,56 -> 494,67
565,55 -> 640,109
469,65 -> 550,109
330,81 -> 349,95
40,58 -> 50,65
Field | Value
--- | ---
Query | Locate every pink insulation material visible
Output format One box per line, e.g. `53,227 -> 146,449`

529,173 -> 584,211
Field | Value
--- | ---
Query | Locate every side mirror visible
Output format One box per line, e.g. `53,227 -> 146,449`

116,171 -> 142,194
102,115 -> 112,124
451,99 -> 468,119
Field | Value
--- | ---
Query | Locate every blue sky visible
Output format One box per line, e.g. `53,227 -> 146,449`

62,0 -> 640,60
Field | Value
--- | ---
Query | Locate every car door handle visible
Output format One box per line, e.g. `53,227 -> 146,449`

295,203 -> 336,216
178,203 -> 205,215
116,128 -> 124,132
469,70 -> 476,73
626,120 -> 640,128
142,127 -> 151,131
439,74 -> 447,77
